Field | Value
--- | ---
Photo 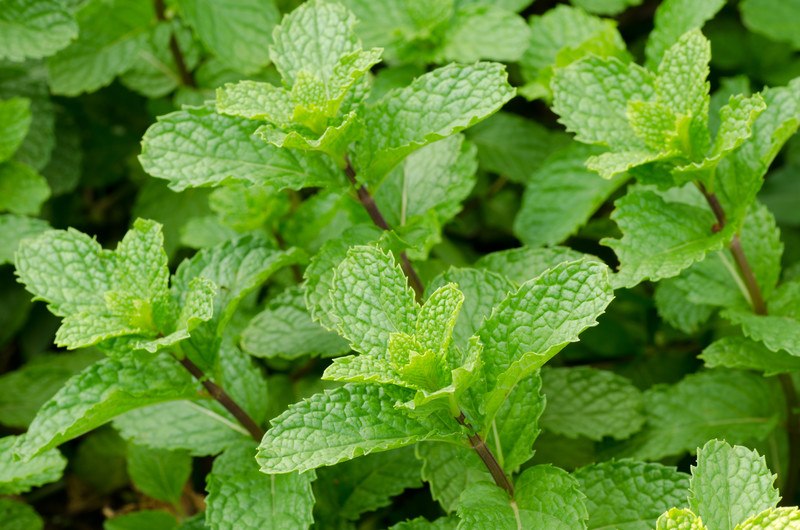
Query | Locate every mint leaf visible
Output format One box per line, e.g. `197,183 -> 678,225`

476,246 -> 587,285
722,309 -> 800,358
739,0 -> 800,49
139,106 -> 337,192
0,435 -> 65,494
700,337 -> 800,376
457,465 -> 588,529
689,440 -> 780,530
736,507 -> 800,529
605,370 -> 783,461
0,498 -> 43,530
575,460 -> 690,530
0,0 -> 77,61
127,444 -> 191,505
0,161 -> 50,215
570,0 -> 643,15
603,190 -> 731,288
15,353 -> 198,460
178,0 -> 280,74
417,443 -> 488,513
0,97 -> 31,162
315,446 -> 422,522
241,287 -> 348,360
207,440 -> 315,530
105,511 -> 177,530
0,214 -> 49,265
490,374 -> 545,473
47,0 -> 152,95
257,383 -> 460,473
540,367 -> 644,441
390,517 -> 458,530
357,62 -> 514,181
439,5 -> 530,63
514,144 -> 627,247
654,279 -> 715,334
645,0 -> 726,68
656,508 -> 707,530
216,81 -> 292,123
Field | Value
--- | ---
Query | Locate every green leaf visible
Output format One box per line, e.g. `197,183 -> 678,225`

570,0 -> 643,15
645,0 -> 726,69
216,81 -> 293,123
257,383 -> 460,473
552,56 -> 655,150
604,370 -> 783,461
466,111 -> 570,183
0,97 -> 31,162
475,246 -> 587,285
540,367 -> 644,441
656,508 -> 707,530
654,279 -> 715,334
736,507 -> 800,530
127,444 -> 191,505
457,465 -> 588,529
390,517 -> 459,530
439,5 -> 530,63
47,0 -> 153,95
139,106 -> 338,192
722,310 -> 800,358
0,161 -> 49,215
0,498 -> 43,530
603,190 -> 731,288
700,336 -> 800,376
14,353 -> 198,460
477,259 -> 614,423
417,442 -> 489,513
689,440 -> 780,530
327,246 -> 417,360
514,144 -> 627,247
0,435 -> 65,494
357,62 -> 515,181
104,511 -> 177,530
575,460 -> 690,530
314,446 -> 422,521
178,0 -> 280,74
0,350 -> 101,429
71,428 -> 129,495
490,374 -> 546,473
0,214 -> 48,265
242,287 -> 349,360
207,440 -> 315,530
0,0 -> 77,61
739,0 -> 800,49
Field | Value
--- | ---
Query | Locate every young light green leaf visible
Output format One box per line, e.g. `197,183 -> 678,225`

514,144 -> 627,247
0,0 -> 78,62
0,498 -> 43,530
207,441 -> 315,530
0,435 -> 65,494
0,161 -> 50,215
540,367 -> 645,441
127,444 -> 191,505
552,56 -> 655,150
328,246 -> 417,358
0,214 -> 49,265
656,508 -> 707,530
575,460 -> 690,530
439,4 -> 530,63
603,190 -> 732,288
357,62 -> 514,181
475,246 -> 587,286
0,97 -> 31,162
15,354 -> 198,460
257,384 -> 460,473
417,442 -> 489,513
700,337 -> 800,376
47,0 -> 153,95
689,440 -> 780,530
736,507 -> 800,530
645,0 -> 726,68
655,30 -> 710,133
178,0 -> 280,74
457,465 -> 588,529
216,81 -> 293,123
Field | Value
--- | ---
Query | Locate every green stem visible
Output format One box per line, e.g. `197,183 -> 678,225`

154,0 -> 196,88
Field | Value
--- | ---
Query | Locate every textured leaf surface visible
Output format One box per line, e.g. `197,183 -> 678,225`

15,354 -> 198,460
645,0 -> 726,68
0,97 -> 31,162
417,442 -> 488,514
439,5 -> 530,63
457,465 -> 588,529
0,214 -> 48,265
358,62 -> 514,180
540,367 -> 644,441
139,106 -> 336,192
47,0 -> 152,95
575,460 -> 690,530
476,246 -> 587,286
700,337 -> 800,376
257,384 -> 459,473
0,435 -> 65,495
689,440 -> 779,530
656,508 -> 707,530
179,0 -> 280,74
207,441 -> 315,530
0,0 -> 77,61
736,507 -> 800,529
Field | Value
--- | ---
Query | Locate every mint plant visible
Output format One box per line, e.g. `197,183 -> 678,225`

2,0 -> 800,528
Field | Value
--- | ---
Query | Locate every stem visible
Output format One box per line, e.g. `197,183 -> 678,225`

178,356 -> 265,441
697,183 -> 799,502
457,413 -> 515,498
154,0 -> 196,88
343,159 -> 425,300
